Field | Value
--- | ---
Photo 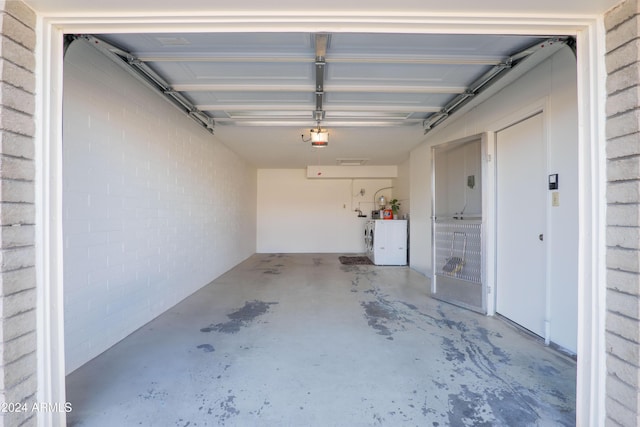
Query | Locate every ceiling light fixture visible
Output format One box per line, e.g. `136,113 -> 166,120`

302,121 -> 329,148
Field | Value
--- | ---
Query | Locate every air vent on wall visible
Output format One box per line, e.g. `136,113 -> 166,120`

336,158 -> 369,166
307,165 -> 397,179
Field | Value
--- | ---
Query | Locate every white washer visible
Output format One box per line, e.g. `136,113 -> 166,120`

366,220 -> 407,266
364,220 -> 375,259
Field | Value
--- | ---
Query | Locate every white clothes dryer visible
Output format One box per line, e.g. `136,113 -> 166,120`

366,220 -> 407,266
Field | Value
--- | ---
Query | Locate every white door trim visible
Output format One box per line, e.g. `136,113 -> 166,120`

35,21 -> 67,427
34,13 -> 607,427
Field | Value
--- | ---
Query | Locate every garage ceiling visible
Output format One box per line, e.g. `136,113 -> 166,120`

75,32 -> 570,168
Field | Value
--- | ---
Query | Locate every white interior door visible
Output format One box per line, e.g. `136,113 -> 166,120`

495,113 -> 546,337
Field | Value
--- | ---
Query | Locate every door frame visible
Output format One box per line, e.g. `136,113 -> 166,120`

35,13 -> 607,427
430,132 -> 488,314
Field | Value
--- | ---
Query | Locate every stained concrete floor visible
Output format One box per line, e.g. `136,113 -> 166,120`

66,253 -> 576,427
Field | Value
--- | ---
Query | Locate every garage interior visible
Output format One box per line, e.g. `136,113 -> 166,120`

62,29 -> 580,425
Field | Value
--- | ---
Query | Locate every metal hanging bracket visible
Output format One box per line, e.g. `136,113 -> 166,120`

73,34 -> 216,135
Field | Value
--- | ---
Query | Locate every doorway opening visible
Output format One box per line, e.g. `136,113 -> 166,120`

36,14 -> 606,426
431,134 -> 486,313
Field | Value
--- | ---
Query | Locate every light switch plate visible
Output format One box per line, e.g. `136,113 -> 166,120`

552,191 -> 560,207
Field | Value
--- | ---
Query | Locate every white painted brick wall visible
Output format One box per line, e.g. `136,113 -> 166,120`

0,1 -> 36,426
608,157 -> 640,182
606,331 -> 639,367
607,133 -> 640,159
606,1 -> 640,426
608,204 -> 640,227
607,63 -> 640,94
605,109 -> 640,139
63,40 -> 257,373
607,288 -> 640,319
607,86 -> 640,117
607,181 -> 640,203
606,376 -> 640,421
607,226 -> 640,249
607,247 -> 640,272
605,39 -> 640,74
608,269 -> 640,295
607,396 -> 637,427
607,311 -> 640,342
606,13 -> 640,51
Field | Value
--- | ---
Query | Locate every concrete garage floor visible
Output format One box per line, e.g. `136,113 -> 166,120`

66,253 -> 576,427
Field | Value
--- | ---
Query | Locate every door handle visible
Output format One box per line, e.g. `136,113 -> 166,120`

539,234 -> 544,241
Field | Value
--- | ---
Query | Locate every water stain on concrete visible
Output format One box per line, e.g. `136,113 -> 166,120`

400,301 -> 418,311
341,266 -> 379,295
485,389 -> 539,426
208,392 -> 240,425
360,288 -> 426,341
356,291 -> 573,425
249,398 -> 271,416
340,265 -> 359,273
340,264 -> 377,275
361,299 -> 412,340
475,326 -> 511,364
67,254 -> 576,427
447,386 -> 494,427
252,255 -> 289,274
350,276 -> 366,293
441,337 -> 466,363
313,257 -> 322,266
139,386 -> 168,401
196,344 -> 215,353
361,300 -> 396,336
221,395 -> 239,416
543,387 -> 570,405
372,413 -> 385,424
433,380 -> 448,390
201,300 -> 278,334
534,362 -> 561,377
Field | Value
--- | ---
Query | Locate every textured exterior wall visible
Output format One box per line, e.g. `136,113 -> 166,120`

0,1 -> 37,426
605,1 -> 640,426
63,40 -> 257,373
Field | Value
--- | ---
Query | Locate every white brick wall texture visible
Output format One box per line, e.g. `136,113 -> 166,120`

605,0 -> 640,426
63,40 -> 257,373
0,0 -> 36,426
